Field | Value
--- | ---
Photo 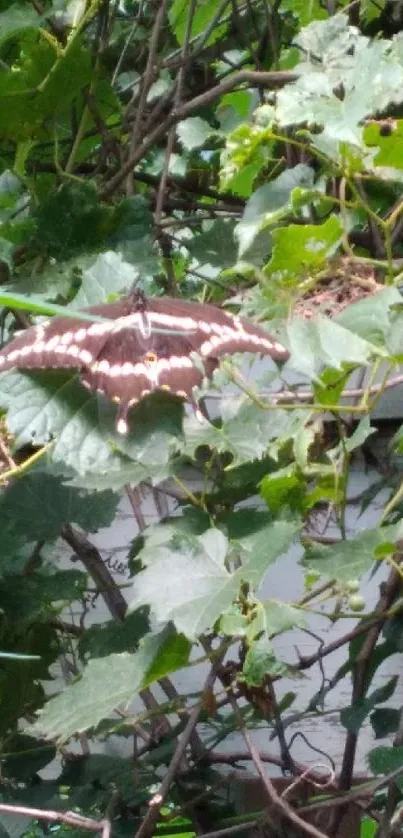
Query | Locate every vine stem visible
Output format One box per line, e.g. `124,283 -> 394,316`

0,443 -> 53,484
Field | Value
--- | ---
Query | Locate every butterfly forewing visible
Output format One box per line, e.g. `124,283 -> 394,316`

0,300 -> 130,374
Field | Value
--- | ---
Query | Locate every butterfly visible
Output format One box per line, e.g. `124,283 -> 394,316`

0,292 -> 289,434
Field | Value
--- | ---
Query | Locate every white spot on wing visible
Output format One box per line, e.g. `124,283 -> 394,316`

67,345 -> 80,357
117,418 -> 128,435
44,335 -> 60,351
75,328 -> 88,342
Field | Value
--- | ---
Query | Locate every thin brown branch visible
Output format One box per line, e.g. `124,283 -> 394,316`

61,523 -> 127,621
154,0 -> 197,227
338,561 -> 403,794
126,485 -> 147,530
296,612 -> 388,671
190,820 -> 261,838
299,764 -> 403,816
125,0 -> 170,195
228,691 -> 329,838
0,804 -> 104,832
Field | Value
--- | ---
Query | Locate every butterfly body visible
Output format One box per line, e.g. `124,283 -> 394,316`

0,293 -> 289,433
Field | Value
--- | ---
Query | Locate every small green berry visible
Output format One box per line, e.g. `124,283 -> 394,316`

348,594 -> 366,612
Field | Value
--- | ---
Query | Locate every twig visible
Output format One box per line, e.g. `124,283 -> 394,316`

299,764 -> 403,816
187,821 -> 261,838
228,691 -> 329,838
125,0 -> 170,195
154,0 -> 196,228
61,524 -> 127,621
0,804 -> 104,832
126,485 -> 147,530
203,372 -> 403,406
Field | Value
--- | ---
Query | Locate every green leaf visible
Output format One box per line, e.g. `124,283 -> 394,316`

1,733 -> 55,782
187,219 -> 238,271
0,471 -> 118,545
364,118 -> 403,170
78,610 -> 150,660
220,610 -> 249,637
303,523 -> 403,583
313,367 -> 352,406
0,4 -> 43,45
176,118 -> 216,151
0,372 -> 180,478
274,16 -> 403,163
286,315 -> 376,380
0,569 -> 87,619
179,399 -> 310,468
281,0 -> 327,26
34,182 -> 113,259
336,286 -> 402,345
169,0 -> 228,46
235,165 -> 314,257
344,417 -> 376,453
370,707 -> 400,739
129,527 -> 233,639
369,745 -> 403,787
260,468 -> 305,514
242,637 -> 288,687
30,626 -> 191,742
341,676 -> 398,733
129,518 -> 300,639
265,217 -> 343,281
256,600 -> 306,637
66,460 -> 172,492
72,251 -> 136,307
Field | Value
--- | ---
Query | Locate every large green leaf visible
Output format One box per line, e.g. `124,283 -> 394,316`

129,518 -> 300,639
177,117 -> 216,151
78,610 -> 150,661
0,371 -> 180,478
0,570 -> 87,621
336,286 -> 402,346
242,636 -> 290,686
30,626 -> 191,743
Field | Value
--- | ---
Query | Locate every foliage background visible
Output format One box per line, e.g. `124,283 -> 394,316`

2,1 -> 403,837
